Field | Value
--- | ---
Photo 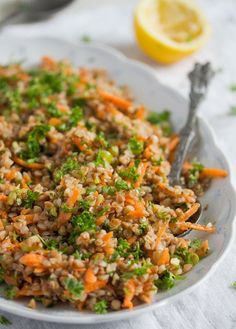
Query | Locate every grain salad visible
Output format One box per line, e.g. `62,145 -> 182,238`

0,57 -> 228,313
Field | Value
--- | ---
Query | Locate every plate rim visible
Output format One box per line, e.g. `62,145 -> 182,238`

0,36 -> 235,324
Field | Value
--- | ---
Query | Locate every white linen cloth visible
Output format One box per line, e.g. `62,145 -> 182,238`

0,0 -> 236,328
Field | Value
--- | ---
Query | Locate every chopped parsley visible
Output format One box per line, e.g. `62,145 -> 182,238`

119,166 -> 140,183
20,124 -> 50,161
187,161 -> 204,186
94,149 -> 113,167
22,190 -> 39,208
0,267 -> 4,283
122,262 -> 151,279
189,239 -> 202,249
232,281 -> 236,289
102,186 -> 116,195
0,315 -> 11,326
114,179 -> 130,191
230,84 -> 236,92
71,211 -> 96,232
46,103 -> 62,118
157,211 -> 171,222
58,106 -> 83,132
230,106 -> 236,115
138,222 -> 148,234
73,250 -> 91,260
94,300 -> 108,314
81,35 -> 92,43
78,199 -> 91,211
44,238 -> 59,250
147,110 -> 170,124
4,285 -> 17,299
64,278 -> 84,298
155,270 -> 176,290
54,155 -> 80,182
128,137 -> 144,155
174,247 -> 199,265
0,178 -> 5,184
96,132 -> 109,148
147,110 -> 172,136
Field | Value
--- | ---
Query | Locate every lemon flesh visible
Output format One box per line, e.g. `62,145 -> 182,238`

134,0 -> 211,64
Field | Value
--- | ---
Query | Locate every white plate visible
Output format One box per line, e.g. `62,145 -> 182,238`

0,37 -> 235,324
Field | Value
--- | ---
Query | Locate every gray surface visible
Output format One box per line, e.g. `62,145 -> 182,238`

0,0 -> 236,328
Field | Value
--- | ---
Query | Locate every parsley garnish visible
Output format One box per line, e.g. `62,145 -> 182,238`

230,106 -> 236,115
22,190 -> 39,208
128,137 -> 144,155
81,35 -> 92,43
232,281 -> 236,289
114,179 -> 130,191
94,300 -> 108,314
4,285 -> 17,299
155,270 -> 176,290
230,84 -> 236,92
64,278 -> 84,298
54,156 -> 80,182
58,106 -> 83,132
46,103 -> 62,118
0,315 -> 11,326
71,211 -> 96,232
21,124 -> 50,161
0,267 -> 4,284
189,239 -> 202,249
188,161 -> 204,186
174,247 -> 199,265
102,186 -> 116,195
78,199 -> 90,211
147,110 -> 170,124
119,166 -> 140,183
122,262 -> 151,279
94,149 -> 113,167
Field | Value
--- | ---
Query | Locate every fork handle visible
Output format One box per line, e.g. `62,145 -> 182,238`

168,62 -> 213,186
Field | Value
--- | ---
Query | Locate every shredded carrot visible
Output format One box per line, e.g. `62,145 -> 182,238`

177,222 -> 216,233
96,216 -> 106,226
157,248 -> 170,266
13,155 -> 44,170
126,197 -> 145,219
143,145 -> 152,159
102,231 -> 113,242
48,117 -> 62,126
201,167 -> 228,178
158,183 -> 179,197
155,222 -> 168,249
17,287 -> 44,297
19,253 -> 45,268
84,279 -> 107,293
134,162 -> 148,188
168,135 -> 180,152
72,136 -> 86,151
99,90 -> 131,110
67,188 -> 80,208
196,240 -> 209,257
12,214 -> 35,224
135,106 -> 145,120
179,203 -> 200,222
122,279 -> 136,309
5,168 -> 18,181
182,161 -> 192,171
0,219 -> 4,230
84,268 -> 97,284
58,188 -> 80,225
0,194 -> 7,201
41,56 -> 57,70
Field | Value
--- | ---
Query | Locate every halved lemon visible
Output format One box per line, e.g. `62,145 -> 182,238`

134,0 -> 211,64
